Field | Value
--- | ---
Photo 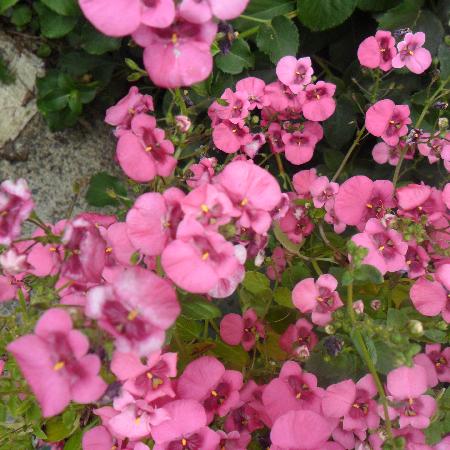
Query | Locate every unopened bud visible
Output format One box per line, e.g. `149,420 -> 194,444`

371,299 -> 382,311
324,325 -> 335,335
408,320 -> 424,337
353,300 -> 364,315
175,115 -> 191,133
438,117 -> 448,132
432,100 -> 448,110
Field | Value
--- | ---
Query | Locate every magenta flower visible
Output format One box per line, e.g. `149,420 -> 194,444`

161,218 -> 241,294
352,218 -> 408,275
117,114 -> 177,182
278,195 -> 314,244
357,30 -> 397,71
384,365 -> 436,429
220,309 -> 265,351
0,179 -> 34,246
79,0 -> 175,37
105,86 -> 154,133
213,88 -> 251,125
292,274 -> 343,326
178,0 -> 249,23
151,399 -> 220,450
372,141 -> 414,166
187,157 -> 217,188
300,81 -> 336,122
235,77 -> 269,110
177,356 -> 243,423
276,56 -> 314,94
133,19 -> 217,88
293,168 -> 318,195
418,132 -> 450,165
392,32 -> 432,74
334,176 -> 395,228
404,242 -> 429,279
270,410 -> 333,450
262,361 -> 324,423
126,189 -> 185,256
410,276 -> 449,322
321,375 -> 380,433
281,122 -> 323,165
217,430 -> 250,450
7,308 -> 106,417
266,246 -> 287,281
216,160 -> 282,234
310,175 -> 339,208
111,350 -> 177,402
365,99 -> 411,146
414,344 -> 450,387
85,266 -> 180,355
279,318 -> 318,356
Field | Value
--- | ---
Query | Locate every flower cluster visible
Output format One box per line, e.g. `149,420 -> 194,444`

209,56 -> 336,164
79,0 -> 249,88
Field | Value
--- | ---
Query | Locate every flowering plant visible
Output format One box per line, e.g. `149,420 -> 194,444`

1,1 -> 450,450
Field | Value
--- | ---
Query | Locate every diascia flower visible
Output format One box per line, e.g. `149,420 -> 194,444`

276,56 -> 314,94
300,81 -> 336,121
178,0 -> 249,23
357,30 -> 397,71
365,99 -> 411,146
7,308 -> 106,417
392,32 -> 432,74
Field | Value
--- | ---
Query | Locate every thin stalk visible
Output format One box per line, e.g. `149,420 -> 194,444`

332,126 -> 366,182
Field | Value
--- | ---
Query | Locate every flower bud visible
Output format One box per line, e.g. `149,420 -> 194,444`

353,300 -> 364,315
371,299 -> 382,311
407,320 -> 424,337
324,325 -> 335,335
432,100 -> 448,110
175,115 -> 191,133
438,117 -> 449,132
436,321 -> 448,331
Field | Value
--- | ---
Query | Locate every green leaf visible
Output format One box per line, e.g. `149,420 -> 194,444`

11,5 -> 32,26
273,286 -> 294,308
85,172 -> 128,207
181,295 -> 222,320
176,316 -> 202,340
236,0 -> 295,22
357,0 -> 399,11
376,0 -> 424,30
353,264 -> 384,285
0,0 -> 19,14
37,91 -> 69,113
80,24 -> 122,55
44,416 -> 76,442
297,0 -> 358,31
34,2 -> 78,38
242,271 -> 270,294
438,43 -> 450,79
281,263 -> 311,289
413,10 -> 444,56
211,340 -> 249,370
239,286 -> 272,317
68,90 -> 82,115
373,340 -> 399,374
64,430 -> 83,450
40,0 -> 79,16
256,15 -> 300,64
216,38 -> 254,75
324,97 -> 356,150
273,222 -> 301,254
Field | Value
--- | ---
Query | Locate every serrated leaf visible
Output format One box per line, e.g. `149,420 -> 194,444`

242,271 -> 270,294
34,2 -> 78,38
216,38 -> 254,75
85,172 -> 127,207
80,23 -> 122,55
353,264 -> 383,285
357,0 -> 398,11
281,263 -> 311,289
297,0 -> 358,31
256,15 -> 299,64
413,10 -> 444,56
273,286 -> 294,308
376,0 -> 424,30
63,429 -> 82,450
211,340 -> 249,370
40,0 -> 79,16
176,316 -> 202,340
181,295 -> 221,320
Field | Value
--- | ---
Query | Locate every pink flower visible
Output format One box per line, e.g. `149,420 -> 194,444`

334,176 -> 395,228
384,365 -> 436,429
404,242 -> 429,278
266,246 -> 287,281
301,81 -> 336,121
213,88 -> 250,125
293,168 -> 318,195
235,77 -> 268,110
181,183 -> 239,229
116,114 -> 176,182
220,309 -> 265,351
278,196 -> 314,244
105,86 -> 154,133
276,56 -> 314,94
7,308 -> 106,417
0,179 -> 34,246
133,19 -> 217,88
321,375 -> 380,433
270,410 -> 333,450
352,218 -> 408,275
86,266 -> 180,355
161,217 -> 241,294
263,361 -> 324,423
216,160 -> 282,234
357,30 -> 397,71
372,141 -> 414,166
217,430 -> 250,450
418,132 -> 450,165
410,276 -> 449,322
281,122 -> 323,165
392,32 -> 432,74
365,99 -> 411,146
175,114 -> 191,132
0,247 -> 27,275
279,318 -> 318,356
292,274 -> 343,326
414,344 -> 450,386
111,350 -> 177,402
79,0 -> 175,37
177,356 -> 243,423
151,399 -> 220,450
178,0 -> 249,23
61,217 -> 107,284
126,189 -> 184,256
187,157 -> 217,188
242,132 -> 266,158
213,121 -> 252,153
310,176 -> 339,208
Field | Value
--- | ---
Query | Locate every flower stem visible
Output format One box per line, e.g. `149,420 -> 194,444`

331,125 -> 366,182
346,279 -> 394,442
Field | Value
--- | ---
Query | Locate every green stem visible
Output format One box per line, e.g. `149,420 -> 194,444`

346,280 -> 394,442
332,126 -> 366,182
239,14 -> 269,24
311,259 -> 322,276
371,70 -> 381,103
275,153 -> 285,176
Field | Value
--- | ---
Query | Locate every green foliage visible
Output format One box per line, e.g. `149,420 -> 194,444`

216,38 -> 254,74
85,172 -> 128,207
376,0 -> 424,30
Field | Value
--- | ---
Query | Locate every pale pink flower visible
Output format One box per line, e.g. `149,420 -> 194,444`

276,56 -> 314,94
392,32 -> 432,74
